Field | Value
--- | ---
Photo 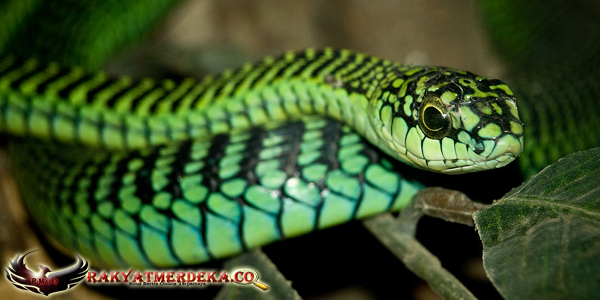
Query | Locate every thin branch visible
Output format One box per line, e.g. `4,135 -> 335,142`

364,214 -> 477,300
363,187 -> 490,300
216,249 -> 302,300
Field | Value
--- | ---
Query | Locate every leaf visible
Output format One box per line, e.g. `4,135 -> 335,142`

474,147 -> 600,300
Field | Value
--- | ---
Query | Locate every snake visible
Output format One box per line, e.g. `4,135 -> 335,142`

5,0 -> 598,271
0,47 -> 524,268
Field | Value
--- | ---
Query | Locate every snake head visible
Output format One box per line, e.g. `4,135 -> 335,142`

370,66 -> 524,174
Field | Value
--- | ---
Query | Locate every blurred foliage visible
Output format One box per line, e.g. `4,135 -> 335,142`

478,0 -> 600,67
479,0 -> 600,179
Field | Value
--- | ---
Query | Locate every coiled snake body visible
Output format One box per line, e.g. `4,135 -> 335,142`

0,48 -> 524,268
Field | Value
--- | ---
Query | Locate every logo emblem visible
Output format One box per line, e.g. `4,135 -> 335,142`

5,250 -> 89,296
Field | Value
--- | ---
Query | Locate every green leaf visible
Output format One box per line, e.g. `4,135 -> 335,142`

474,147 -> 600,300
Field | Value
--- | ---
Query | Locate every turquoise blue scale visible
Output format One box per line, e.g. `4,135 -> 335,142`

10,116 -> 422,268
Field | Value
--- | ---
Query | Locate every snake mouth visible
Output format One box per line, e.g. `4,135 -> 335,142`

438,152 -> 518,174
394,132 -> 523,174
391,131 -> 523,174
436,133 -> 523,174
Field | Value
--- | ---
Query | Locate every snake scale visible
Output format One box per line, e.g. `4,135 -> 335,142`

2,0 -> 598,271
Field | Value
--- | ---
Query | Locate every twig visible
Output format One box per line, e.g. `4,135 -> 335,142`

363,187 -> 489,300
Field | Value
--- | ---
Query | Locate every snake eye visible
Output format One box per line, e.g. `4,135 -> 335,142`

419,96 -> 451,139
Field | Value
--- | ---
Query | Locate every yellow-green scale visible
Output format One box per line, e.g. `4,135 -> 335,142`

1,49 -> 395,155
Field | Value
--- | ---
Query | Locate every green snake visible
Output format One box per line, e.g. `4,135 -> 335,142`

0,48 -> 524,268
8,0 -> 600,273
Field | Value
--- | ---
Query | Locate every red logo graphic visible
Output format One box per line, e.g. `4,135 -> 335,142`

5,250 -> 89,296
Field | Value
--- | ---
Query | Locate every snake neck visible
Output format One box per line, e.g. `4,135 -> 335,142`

0,49 -> 406,151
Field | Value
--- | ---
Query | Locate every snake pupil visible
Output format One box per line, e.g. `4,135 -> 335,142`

424,107 -> 447,130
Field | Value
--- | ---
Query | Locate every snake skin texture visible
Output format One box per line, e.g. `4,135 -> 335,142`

0,1 -> 533,269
